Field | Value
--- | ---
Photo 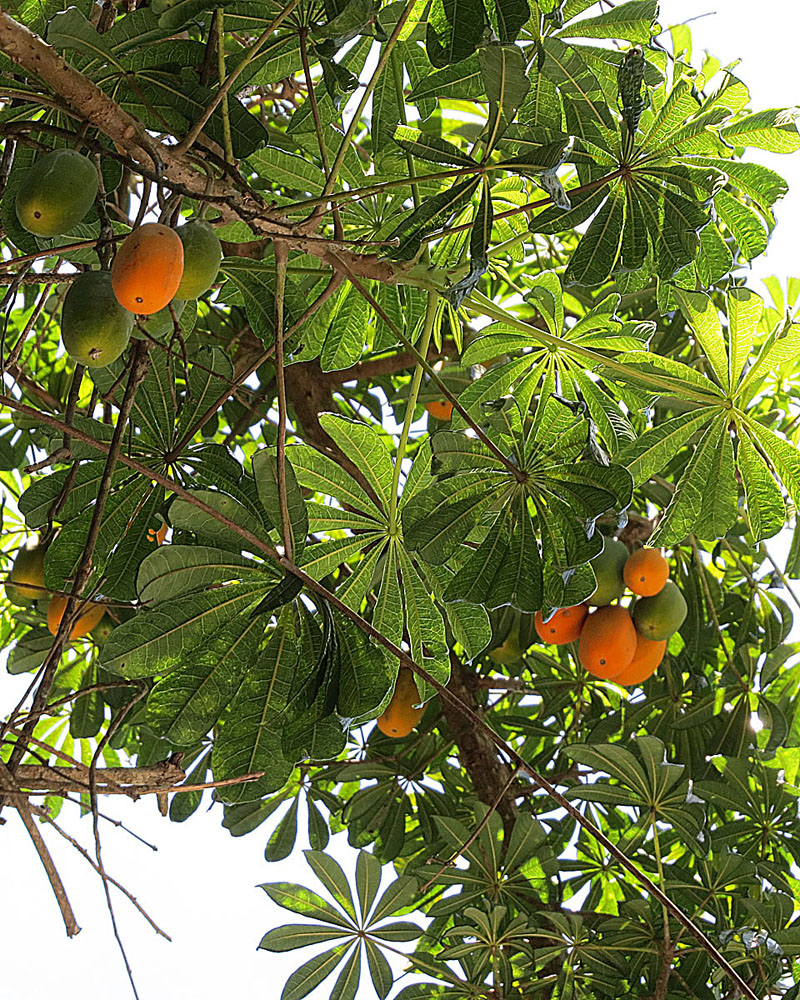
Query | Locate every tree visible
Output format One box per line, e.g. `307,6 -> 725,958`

1,0 -> 800,996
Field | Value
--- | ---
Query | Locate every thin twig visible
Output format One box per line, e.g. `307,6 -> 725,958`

273,240 -> 293,560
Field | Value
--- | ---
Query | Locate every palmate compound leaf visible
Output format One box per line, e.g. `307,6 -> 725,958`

259,850 -> 422,1000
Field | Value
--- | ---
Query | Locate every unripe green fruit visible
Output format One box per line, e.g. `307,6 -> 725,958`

632,581 -> 687,641
175,221 -> 222,299
5,538 -> 46,606
15,149 -> 98,238
140,299 -> 186,339
61,271 -> 134,367
588,538 -> 628,606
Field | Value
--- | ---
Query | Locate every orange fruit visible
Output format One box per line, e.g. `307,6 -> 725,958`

47,594 -> 106,640
147,522 -> 168,545
377,668 -> 425,738
623,547 -> 669,597
534,604 -> 589,645
425,400 -> 454,421
111,223 -> 185,315
612,635 -> 666,687
578,605 -> 637,679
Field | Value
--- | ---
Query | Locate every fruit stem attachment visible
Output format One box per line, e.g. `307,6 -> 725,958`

389,289 -> 437,531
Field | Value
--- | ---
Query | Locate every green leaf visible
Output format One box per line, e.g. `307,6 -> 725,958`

329,942 -> 361,1000
212,611 -> 299,801
564,180 -> 625,287
252,449 -> 308,559
279,944 -> 352,1000
743,420 -> 800,516
169,488 -> 269,551
146,615 -> 264,745
392,125 -> 476,167
364,939 -> 393,1000
726,287 -> 762,392
265,797 -> 300,861
48,6 -> 124,71
557,0 -> 657,44
304,850 -> 357,920
651,418 -> 738,545
248,147 -> 326,195
288,443 -> 385,523
483,0 -> 528,44
70,664 -> 104,739
386,176 -> 480,259
479,43 -> 530,141
715,189 -> 768,260
737,433 -> 785,542
425,0 -> 486,68
719,108 -> 800,153
137,545 -> 268,604
407,53 -> 485,105
368,874 -> 419,924
319,415 -> 395,516
617,408 -> 717,486
672,288 -> 729,389
259,924 -> 351,952
100,581 -> 270,678
356,850 -> 383,921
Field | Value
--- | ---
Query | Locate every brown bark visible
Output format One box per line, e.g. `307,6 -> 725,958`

441,654 -> 518,835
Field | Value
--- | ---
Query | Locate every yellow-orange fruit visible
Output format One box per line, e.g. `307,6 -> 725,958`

623,547 -> 669,597
578,605 -> 637,679
111,223 -> 184,315
47,595 -> 106,640
425,400 -> 453,421
535,604 -> 588,645
147,522 -> 168,545
612,635 -> 666,687
377,668 -> 425,738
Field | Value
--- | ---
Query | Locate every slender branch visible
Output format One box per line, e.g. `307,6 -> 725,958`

273,240 -> 293,560
0,761 -> 80,937
28,801 -> 171,941
215,9 -> 234,165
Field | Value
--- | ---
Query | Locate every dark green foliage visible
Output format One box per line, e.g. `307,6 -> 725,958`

3,3 -> 800,999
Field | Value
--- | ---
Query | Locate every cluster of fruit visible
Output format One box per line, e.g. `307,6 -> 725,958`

15,147 -> 222,368
4,526 -> 166,639
535,542 -> 687,686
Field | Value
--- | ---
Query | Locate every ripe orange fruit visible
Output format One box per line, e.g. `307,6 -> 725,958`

111,223 -> 185,315
377,668 -> 425,738
425,400 -> 454,421
47,595 -> 106,640
147,522 -> 168,545
578,605 -> 637,679
534,604 -> 588,645
612,635 -> 666,687
623,547 -> 669,597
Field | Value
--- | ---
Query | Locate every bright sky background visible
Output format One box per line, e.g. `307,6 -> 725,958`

2,3 -> 800,998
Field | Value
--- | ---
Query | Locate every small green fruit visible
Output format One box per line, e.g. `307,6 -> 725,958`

588,538 -> 628,606
61,271 -> 134,367
15,149 -> 98,238
5,537 -> 46,606
632,581 -> 687,641
175,221 -> 222,299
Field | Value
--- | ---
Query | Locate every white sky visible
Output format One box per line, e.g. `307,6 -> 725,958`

3,3 -> 800,998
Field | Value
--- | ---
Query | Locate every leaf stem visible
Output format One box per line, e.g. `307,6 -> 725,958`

389,290 -> 436,530
274,241 -> 293,561
216,10 -> 234,165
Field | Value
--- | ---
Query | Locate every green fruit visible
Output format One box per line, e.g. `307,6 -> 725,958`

15,148 -> 98,238
175,221 -> 222,299
588,538 -> 628,606
140,299 -> 186,339
632,581 -> 687,641
489,625 -> 521,665
61,271 -> 134,367
5,538 -> 46,606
